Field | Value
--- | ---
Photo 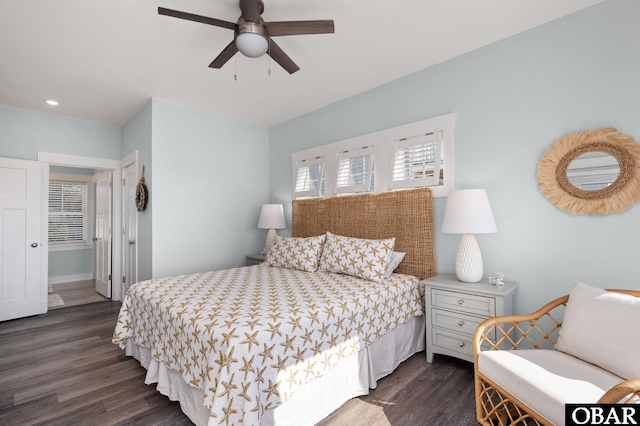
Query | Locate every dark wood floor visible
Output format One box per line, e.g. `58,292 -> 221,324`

0,301 -> 478,426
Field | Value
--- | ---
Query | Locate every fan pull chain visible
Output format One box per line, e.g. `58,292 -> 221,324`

268,43 -> 271,76
234,53 -> 238,81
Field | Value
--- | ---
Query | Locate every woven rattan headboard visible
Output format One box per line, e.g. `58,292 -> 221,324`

292,187 -> 436,280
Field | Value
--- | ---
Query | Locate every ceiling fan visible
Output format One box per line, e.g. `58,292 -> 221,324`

158,0 -> 335,74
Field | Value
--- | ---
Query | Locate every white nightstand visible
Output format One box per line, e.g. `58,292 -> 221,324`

423,273 -> 517,363
245,253 -> 266,266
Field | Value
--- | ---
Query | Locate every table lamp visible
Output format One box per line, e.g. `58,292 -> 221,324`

257,204 -> 286,255
441,189 -> 497,283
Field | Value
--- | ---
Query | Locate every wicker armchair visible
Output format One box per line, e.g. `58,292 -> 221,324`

473,289 -> 640,426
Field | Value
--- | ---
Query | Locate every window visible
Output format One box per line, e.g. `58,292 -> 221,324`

49,181 -> 88,245
291,113 -> 454,198
335,146 -> 373,194
390,131 -> 443,189
293,157 -> 325,198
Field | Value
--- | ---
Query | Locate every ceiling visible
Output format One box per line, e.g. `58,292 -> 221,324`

0,0 -> 603,128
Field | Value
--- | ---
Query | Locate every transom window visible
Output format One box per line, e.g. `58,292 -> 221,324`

335,146 -> 373,194
391,131 -> 443,189
293,157 -> 325,198
292,113 -> 454,198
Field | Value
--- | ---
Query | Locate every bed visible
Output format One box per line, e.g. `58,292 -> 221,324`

113,187 -> 436,425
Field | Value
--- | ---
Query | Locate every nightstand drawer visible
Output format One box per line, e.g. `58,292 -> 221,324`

423,274 -> 517,363
431,308 -> 484,336
431,289 -> 495,317
432,328 -> 473,358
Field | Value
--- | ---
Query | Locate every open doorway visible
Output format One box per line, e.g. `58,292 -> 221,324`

47,166 -> 111,309
38,152 -> 128,306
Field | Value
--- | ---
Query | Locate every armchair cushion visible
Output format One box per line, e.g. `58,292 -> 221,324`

555,283 -> 640,379
478,349 -> 625,426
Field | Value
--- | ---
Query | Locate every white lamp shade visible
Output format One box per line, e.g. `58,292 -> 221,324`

441,189 -> 497,234
236,32 -> 269,58
257,204 -> 286,229
258,204 -> 285,255
442,189 -> 496,283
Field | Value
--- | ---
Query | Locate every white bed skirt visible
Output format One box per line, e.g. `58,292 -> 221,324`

125,315 -> 425,426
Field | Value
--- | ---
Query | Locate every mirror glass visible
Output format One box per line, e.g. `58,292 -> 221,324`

566,151 -> 620,191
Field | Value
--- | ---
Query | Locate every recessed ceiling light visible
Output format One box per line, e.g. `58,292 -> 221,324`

45,99 -> 59,106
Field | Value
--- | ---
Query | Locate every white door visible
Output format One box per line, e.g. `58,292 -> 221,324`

123,163 -> 137,294
0,158 -> 44,321
94,171 -> 112,298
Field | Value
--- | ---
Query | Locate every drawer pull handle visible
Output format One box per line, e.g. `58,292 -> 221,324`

458,342 -> 465,347
458,321 -> 465,326
457,299 -> 464,305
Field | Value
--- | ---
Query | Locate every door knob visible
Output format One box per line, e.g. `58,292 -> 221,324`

31,243 -> 38,248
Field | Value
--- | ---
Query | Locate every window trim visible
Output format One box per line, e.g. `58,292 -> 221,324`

291,114 -> 454,198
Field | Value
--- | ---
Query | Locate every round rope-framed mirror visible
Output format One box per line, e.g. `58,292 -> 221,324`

537,128 -> 640,215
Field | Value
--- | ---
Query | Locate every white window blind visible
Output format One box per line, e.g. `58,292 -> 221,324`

291,114 -> 454,197
49,181 -> 88,244
293,157 -> 325,198
335,146 -> 373,194
390,131 -> 443,189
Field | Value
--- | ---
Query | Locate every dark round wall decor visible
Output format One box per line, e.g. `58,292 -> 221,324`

136,165 -> 148,212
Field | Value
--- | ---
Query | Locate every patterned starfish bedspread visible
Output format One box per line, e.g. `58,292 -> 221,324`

112,265 -> 423,425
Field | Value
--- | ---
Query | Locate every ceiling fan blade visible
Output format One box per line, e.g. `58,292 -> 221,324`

267,39 -> 300,74
266,20 -> 335,37
158,7 -> 237,31
239,0 -> 263,24
209,41 -> 238,68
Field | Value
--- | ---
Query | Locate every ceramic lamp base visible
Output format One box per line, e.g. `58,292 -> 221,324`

455,234 -> 484,283
261,228 -> 278,255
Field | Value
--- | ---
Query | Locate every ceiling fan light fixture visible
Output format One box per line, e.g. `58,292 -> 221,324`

236,32 -> 268,57
236,20 -> 268,58
158,4 -> 334,73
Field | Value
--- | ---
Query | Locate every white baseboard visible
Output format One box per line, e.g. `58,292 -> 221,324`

48,273 -> 94,285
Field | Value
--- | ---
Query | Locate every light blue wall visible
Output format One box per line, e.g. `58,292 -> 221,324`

49,250 -> 93,279
0,105 -> 121,161
269,0 -> 640,314
0,99 -> 271,284
150,99 -> 270,278
0,105 -> 121,282
122,100 -> 153,281
3,0 -> 638,310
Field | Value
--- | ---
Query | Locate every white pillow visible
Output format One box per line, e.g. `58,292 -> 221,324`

264,235 -> 326,272
318,232 -> 395,282
555,283 -> 640,379
383,251 -> 405,279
